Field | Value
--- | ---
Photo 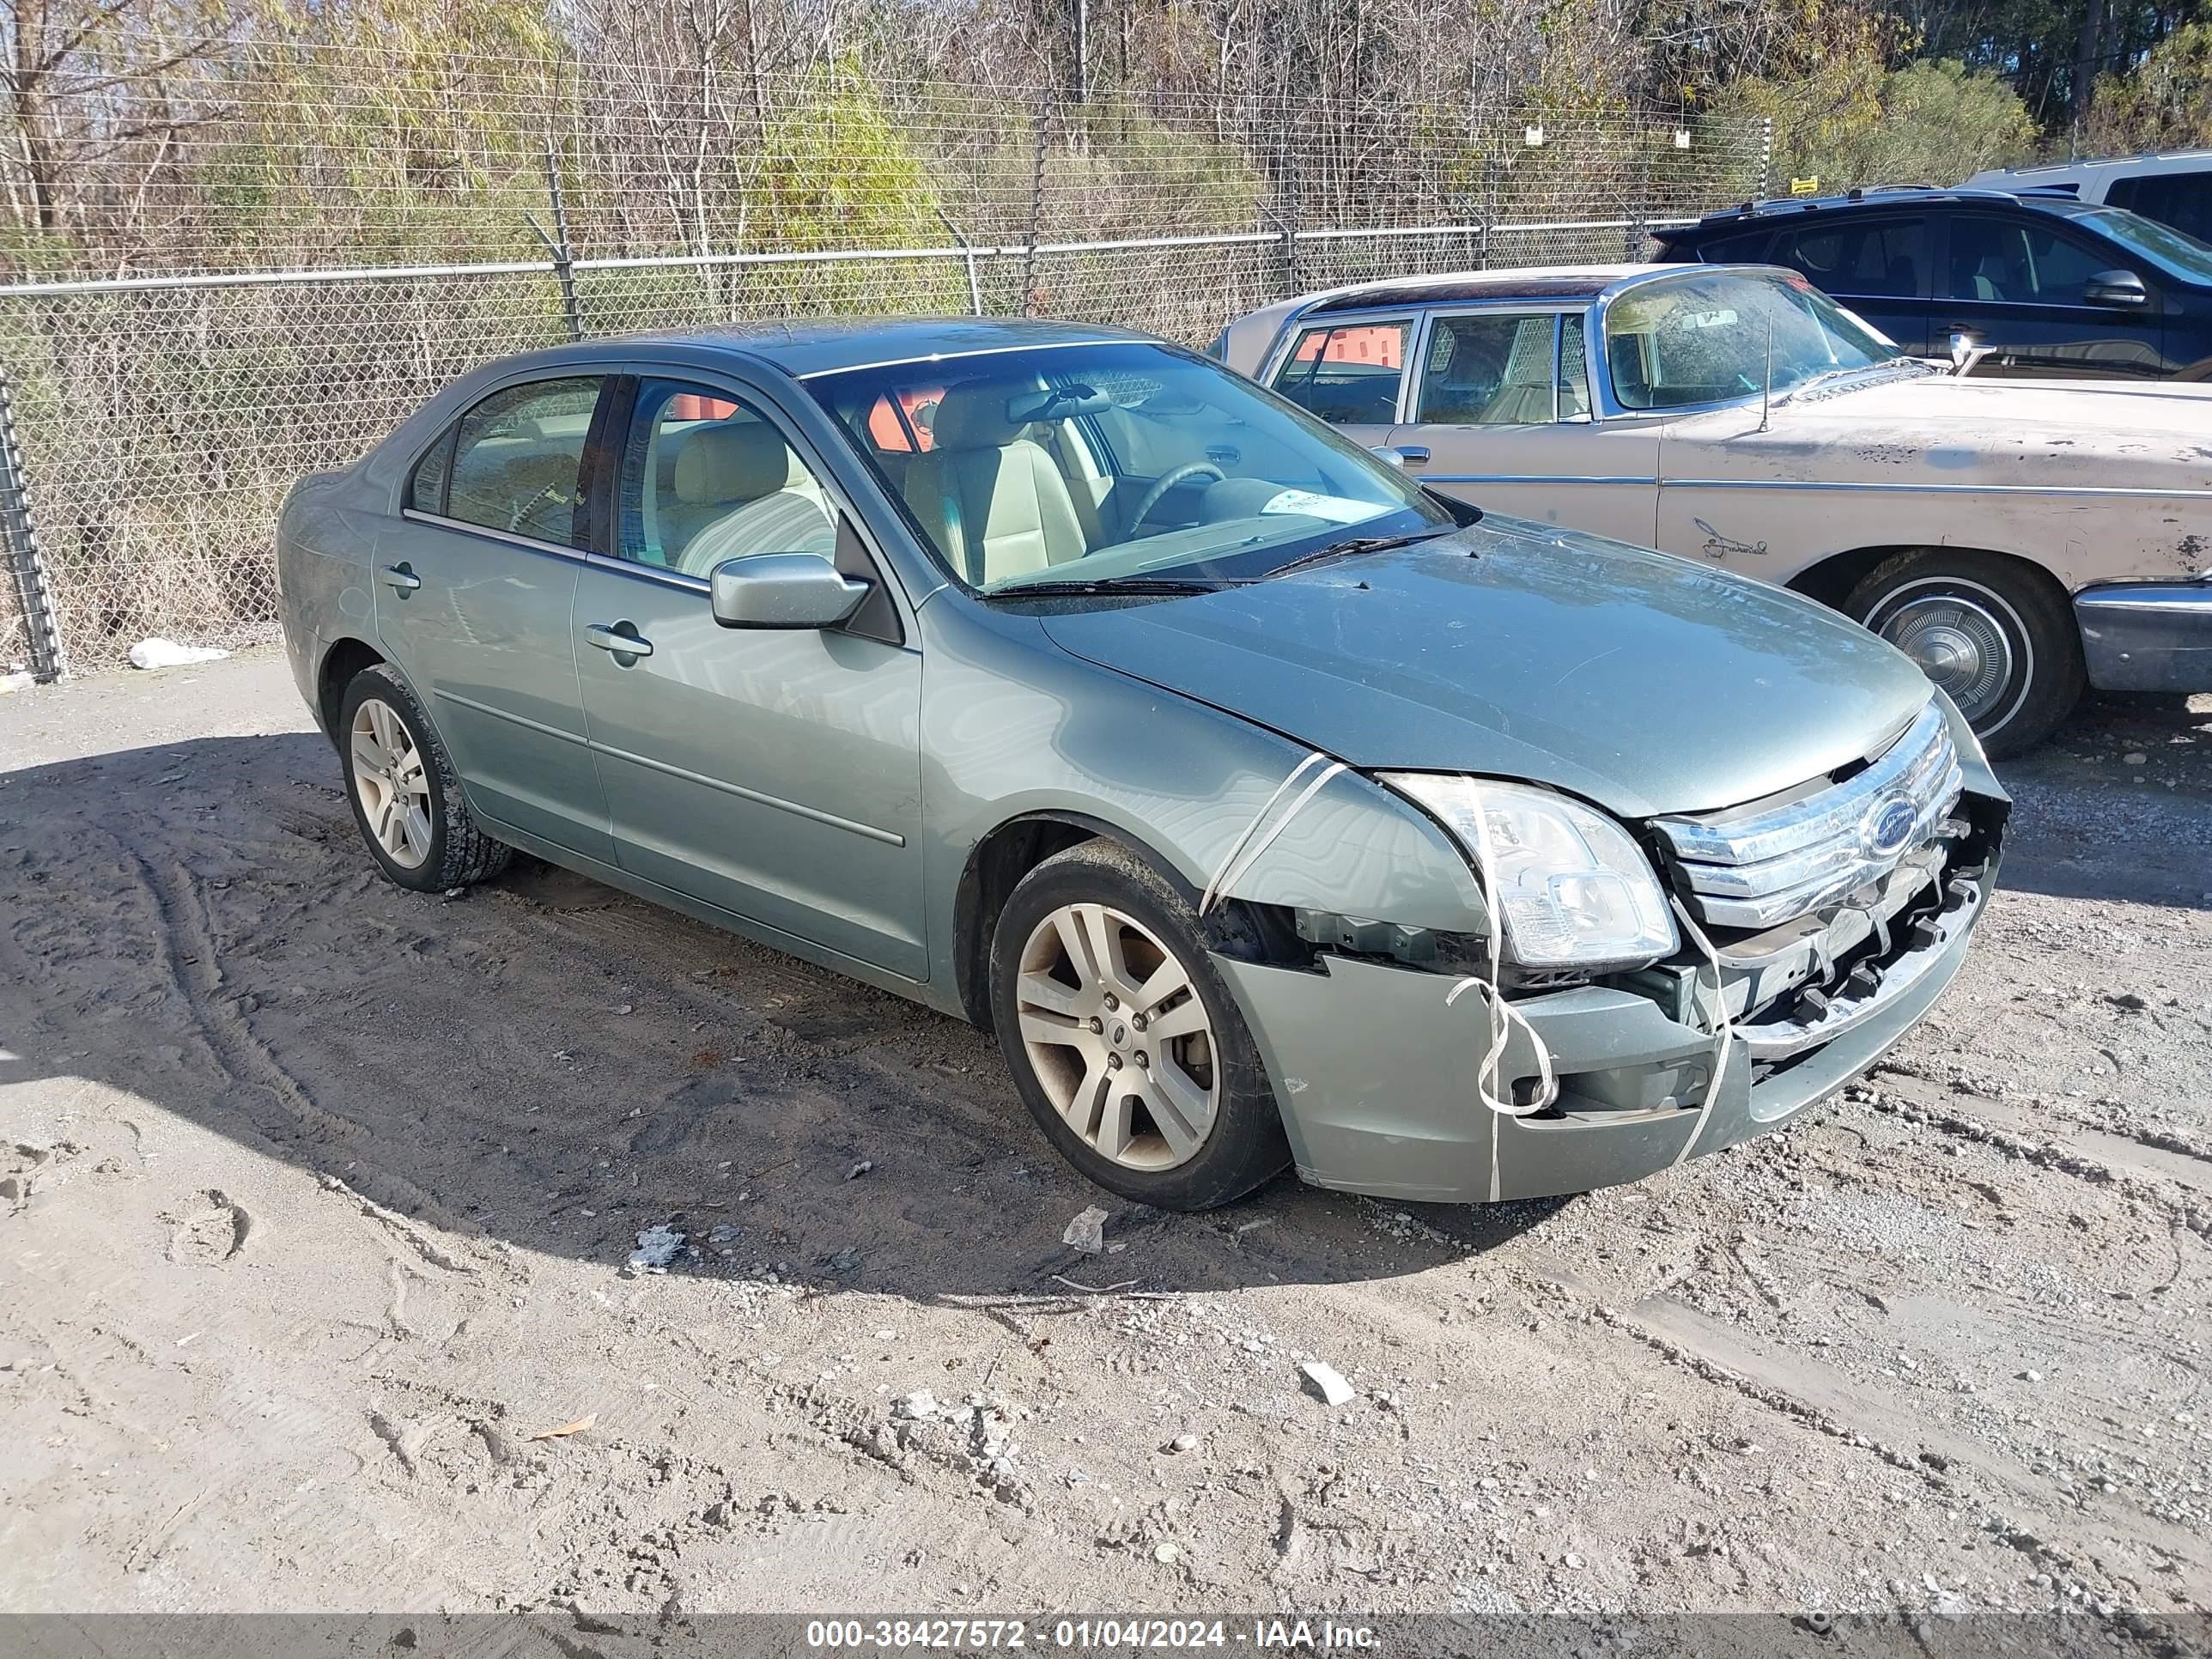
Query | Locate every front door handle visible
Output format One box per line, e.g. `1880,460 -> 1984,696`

379,563 -> 422,594
583,623 -> 653,659
1396,445 -> 1431,465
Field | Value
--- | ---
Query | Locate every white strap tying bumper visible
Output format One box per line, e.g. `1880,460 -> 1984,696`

1198,751 -> 1348,918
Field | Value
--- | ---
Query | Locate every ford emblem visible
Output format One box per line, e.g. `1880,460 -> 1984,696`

1863,796 -> 1918,860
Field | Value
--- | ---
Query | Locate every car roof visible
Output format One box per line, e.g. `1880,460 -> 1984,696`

1970,148 -> 2212,184
475,316 -> 1158,382
1658,186 -> 2109,239
1301,264 -> 1650,313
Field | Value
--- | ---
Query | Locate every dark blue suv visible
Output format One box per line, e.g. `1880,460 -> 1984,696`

1652,187 -> 2212,380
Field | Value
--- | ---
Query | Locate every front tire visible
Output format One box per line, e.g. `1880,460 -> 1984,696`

337,663 -> 511,892
988,839 -> 1288,1212
1843,549 -> 2082,759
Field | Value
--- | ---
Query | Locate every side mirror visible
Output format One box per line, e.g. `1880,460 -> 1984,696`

2082,268 -> 2149,308
709,552 -> 870,630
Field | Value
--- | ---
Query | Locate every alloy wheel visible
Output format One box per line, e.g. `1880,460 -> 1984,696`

1013,902 -> 1219,1171
349,697 -> 433,870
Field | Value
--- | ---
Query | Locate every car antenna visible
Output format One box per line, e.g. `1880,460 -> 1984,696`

1758,305 -> 1774,432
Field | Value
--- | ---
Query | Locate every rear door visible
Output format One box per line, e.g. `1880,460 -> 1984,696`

1765,214 -> 1933,356
1394,307 -> 1660,545
1936,210 -> 2167,379
373,374 -> 615,863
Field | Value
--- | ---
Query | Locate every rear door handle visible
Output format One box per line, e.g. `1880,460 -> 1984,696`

378,563 -> 421,594
583,623 -> 653,659
1397,445 -> 1431,465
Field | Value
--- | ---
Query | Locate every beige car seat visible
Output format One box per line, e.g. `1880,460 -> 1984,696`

661,422 -> 834,575
900,380 -> 1089,584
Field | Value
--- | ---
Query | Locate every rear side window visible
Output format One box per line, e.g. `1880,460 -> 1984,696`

443,376 -> 605,549
1691,228 -> 1774,262
1270,320 -> 1410,424
1770,218 -> 1928,298
1415,313 -> 1586,425
2108,171 -> 2212,242
407,428 -> 455,514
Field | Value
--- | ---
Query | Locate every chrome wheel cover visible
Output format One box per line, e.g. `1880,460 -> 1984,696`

1014,903 -> 1219,1171
349,697 -> 433,870
1872,584 -> 2021,726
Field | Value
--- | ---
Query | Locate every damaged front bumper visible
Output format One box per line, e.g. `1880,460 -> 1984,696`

1215,832 -> 1998,1206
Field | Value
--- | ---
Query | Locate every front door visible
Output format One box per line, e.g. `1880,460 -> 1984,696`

1263,313 -> 1417,453
1392,307 -> 1661,545
373,374 -> 615,864
571,376 -> 927,980
1936,211 -> 2166,379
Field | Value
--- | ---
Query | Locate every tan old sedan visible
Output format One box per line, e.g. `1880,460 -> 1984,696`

1218,263 -> 2212,756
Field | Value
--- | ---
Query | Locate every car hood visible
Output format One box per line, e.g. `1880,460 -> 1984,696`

1664,373 -> 2212,490
1037,517 -> 1934,821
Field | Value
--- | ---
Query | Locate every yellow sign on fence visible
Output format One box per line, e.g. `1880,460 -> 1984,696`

1789,175 -> 1820,196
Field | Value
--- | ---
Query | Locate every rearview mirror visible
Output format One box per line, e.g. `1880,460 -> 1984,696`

709,553 -> 871,630
2082,268 -> 2148,309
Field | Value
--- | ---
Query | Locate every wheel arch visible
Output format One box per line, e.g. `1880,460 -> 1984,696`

316,635 -> 386,742
956,804 -> 1268,1029
1785,543 -> 2075,615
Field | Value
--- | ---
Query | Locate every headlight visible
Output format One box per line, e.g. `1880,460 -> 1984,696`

1382,775 -> 1679,970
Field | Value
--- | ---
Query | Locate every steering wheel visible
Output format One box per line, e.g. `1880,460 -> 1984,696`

1129,462 -> 1224,530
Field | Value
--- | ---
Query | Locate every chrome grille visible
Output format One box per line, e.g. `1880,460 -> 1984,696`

1653,702 -> 1965,932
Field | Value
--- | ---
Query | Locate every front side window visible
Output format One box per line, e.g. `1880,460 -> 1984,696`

1771,218 -> 1928,298
617,380 -> 838,576
808,341 -> 1455,593
2075,204 -> 2212,281
1944,216 -> 2109,302
1415,313 -> 1585,425
1603,270 -> 1899,411
441,376 -> 603,549
1268,320 -> 1410,425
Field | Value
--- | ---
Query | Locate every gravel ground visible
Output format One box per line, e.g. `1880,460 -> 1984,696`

0,652 -> 2207,1623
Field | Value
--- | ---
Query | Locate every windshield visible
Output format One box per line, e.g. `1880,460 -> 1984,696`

2074,206 -> 2212,283
1603,269 -> 1902,410
805,342 -> 1455,594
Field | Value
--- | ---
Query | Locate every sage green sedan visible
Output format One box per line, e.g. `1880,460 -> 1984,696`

277,319 -> 2005,1211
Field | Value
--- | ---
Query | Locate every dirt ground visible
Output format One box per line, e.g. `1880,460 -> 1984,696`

1,651 -> 2208,1622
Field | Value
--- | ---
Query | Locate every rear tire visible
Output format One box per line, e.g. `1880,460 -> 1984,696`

1843,549 -> 2082,759
337,663 -> 511,893
988,839 -> 1289,1212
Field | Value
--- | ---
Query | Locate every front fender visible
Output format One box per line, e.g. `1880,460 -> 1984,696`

917,599 -> 1489,988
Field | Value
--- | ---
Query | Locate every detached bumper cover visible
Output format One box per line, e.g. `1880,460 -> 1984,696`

2076,580 -> 2212,693
1218,854 -> 1994,1206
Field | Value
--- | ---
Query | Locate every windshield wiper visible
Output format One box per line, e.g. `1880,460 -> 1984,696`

981,575 -> 1245,599
1263,527 -> 1455,580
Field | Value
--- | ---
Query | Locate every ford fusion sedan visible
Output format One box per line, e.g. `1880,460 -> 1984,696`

278,319 -> 2004,1211
1222,264 -> 2212,755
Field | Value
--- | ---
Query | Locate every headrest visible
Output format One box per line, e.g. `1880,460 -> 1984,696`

927,378 -> 1048,452
674,422 -> 792,504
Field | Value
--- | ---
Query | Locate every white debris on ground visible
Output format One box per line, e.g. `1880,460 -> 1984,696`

1298,1359 -> 1358,1407
1062,1205 -> 1108,1254
625,1223 -> 685,1273
0,670 -> 33,695
126,637 -> 230,670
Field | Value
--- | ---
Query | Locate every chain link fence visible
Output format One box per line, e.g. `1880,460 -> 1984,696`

0,42 -> 1772,675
